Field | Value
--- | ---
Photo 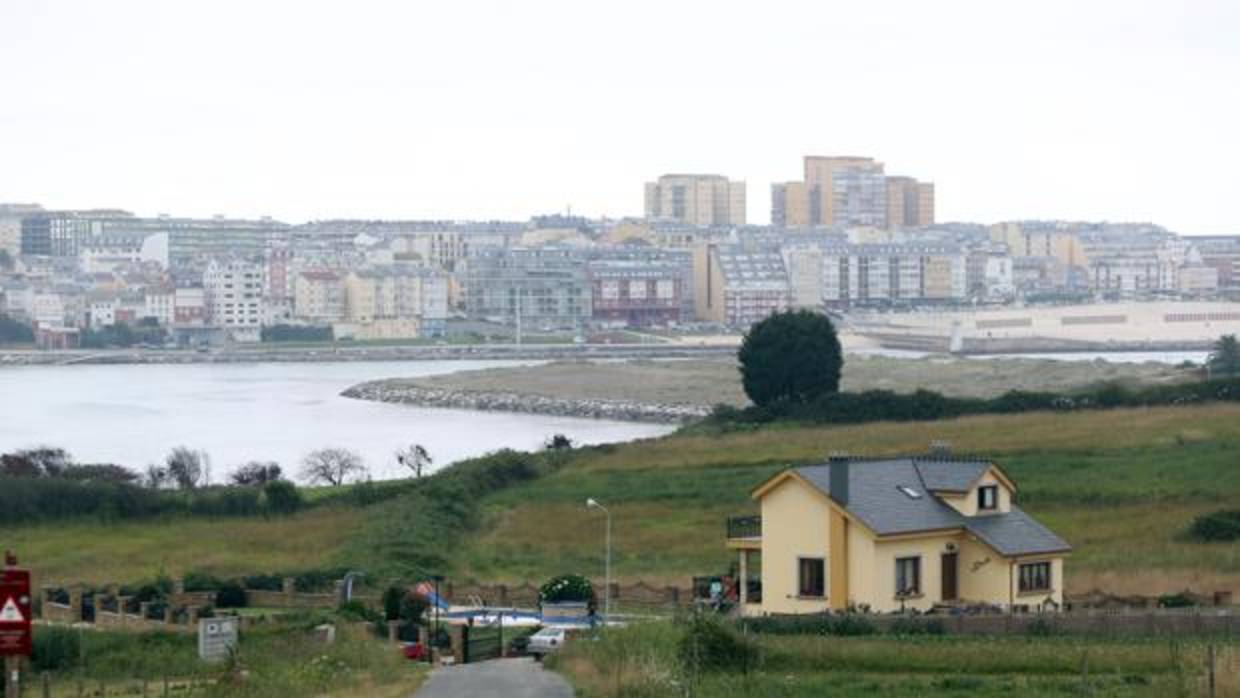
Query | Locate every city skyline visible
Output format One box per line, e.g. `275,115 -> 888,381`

2,1 -> 1238,232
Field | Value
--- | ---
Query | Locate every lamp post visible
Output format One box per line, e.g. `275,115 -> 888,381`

586,498 -> 611,626
430,573 -> 444,663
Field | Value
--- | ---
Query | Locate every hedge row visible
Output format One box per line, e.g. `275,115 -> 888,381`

705,378 -> 1240,428
0,479 -> 303,525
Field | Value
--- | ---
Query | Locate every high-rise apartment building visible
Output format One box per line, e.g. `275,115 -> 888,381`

772,156 -> 934,231
885,176 -> 936,229
203,259 -> 264,342
644,174 -> 746,226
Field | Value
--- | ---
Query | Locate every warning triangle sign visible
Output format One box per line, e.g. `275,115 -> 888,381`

0,597 -> 23,622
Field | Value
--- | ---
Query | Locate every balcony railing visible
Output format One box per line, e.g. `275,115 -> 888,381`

726,515 -> 762,540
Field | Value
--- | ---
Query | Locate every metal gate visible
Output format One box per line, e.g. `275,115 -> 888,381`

462,624 -> 504,663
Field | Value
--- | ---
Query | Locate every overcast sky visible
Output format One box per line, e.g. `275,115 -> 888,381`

2,1 -> 1237,232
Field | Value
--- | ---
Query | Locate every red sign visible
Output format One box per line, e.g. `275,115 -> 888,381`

0,567 -> 32,657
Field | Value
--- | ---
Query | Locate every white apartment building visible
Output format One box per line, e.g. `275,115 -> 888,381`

203,259 -> 264,342
143,287 -> 176,325
785,242 -> 969,308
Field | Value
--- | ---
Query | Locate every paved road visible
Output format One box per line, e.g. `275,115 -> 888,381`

414,658 -> 575,698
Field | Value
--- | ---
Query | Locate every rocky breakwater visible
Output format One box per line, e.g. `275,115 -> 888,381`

341,380 -> 711,424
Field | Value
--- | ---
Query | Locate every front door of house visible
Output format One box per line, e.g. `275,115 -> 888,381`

941,552 -> 958,601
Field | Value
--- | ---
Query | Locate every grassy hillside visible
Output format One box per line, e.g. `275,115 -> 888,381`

3,506 -> 361,587
6,403 -> 1239,597
454,403 -> 1240,595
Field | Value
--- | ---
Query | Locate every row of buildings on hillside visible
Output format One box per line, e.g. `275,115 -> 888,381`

2,167 -> 1238,347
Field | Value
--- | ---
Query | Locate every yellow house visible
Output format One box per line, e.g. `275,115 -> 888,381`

728,455 -> 1070,615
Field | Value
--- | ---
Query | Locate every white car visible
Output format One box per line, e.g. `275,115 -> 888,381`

526,627 -> 567,658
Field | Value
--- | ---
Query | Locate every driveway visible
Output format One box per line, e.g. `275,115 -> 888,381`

414,657 -> 575,698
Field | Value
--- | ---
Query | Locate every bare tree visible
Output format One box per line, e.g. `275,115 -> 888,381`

395,444 -> 433,478
300,448 -> 367,487
165,446 -> 208,490
144,464 -> 171,489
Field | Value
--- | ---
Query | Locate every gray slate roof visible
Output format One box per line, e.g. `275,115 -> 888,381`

794,459 -> 1071,557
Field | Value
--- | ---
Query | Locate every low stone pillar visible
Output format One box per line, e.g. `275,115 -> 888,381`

387,620 -> 400,644
138,602 -> 151,621
282,577 -> 296,600
418,625 -> 429,647
68,587 -> 83,622
163,606 -> 175,624
117,596 -> 133,625
665,586 -> 680,605
187,608 -> 199,626
449,625 -> 465,665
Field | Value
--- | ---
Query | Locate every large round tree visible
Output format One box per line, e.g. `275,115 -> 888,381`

738,310 -> 843,407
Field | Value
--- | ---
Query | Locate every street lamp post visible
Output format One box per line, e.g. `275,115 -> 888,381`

586,498 -> 611,626
430,574 -> 445,663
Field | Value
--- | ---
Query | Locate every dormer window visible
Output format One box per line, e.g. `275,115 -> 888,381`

978,485 -> 998,511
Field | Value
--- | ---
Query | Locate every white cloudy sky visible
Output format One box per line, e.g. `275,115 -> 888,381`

2,1 -> 1237,232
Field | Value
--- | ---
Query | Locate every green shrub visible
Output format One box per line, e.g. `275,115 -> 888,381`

741,613 -> 876,636
337,599 -> 381,623
704,377 -> 1240,429
262,480 -> 303,515
242,574 -> 284,591
1157,593 -> 1197,608
889,616 -> 945,636
31,625 -> 81,671
677,614 -> 760,674
188,487 -> 261,517
540,574 -> 594,604
182,571 -> 225,592
215,581 -> 248,608
1187,509 -> 1240,542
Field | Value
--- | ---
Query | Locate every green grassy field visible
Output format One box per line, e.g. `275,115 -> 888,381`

454,403 -> 1240,595
5,402 -> 1239,598
3,506 -> 361,586
550,621 -> 1239,697
31,618 -> 427,697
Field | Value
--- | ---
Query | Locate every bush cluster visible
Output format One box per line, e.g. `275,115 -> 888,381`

740,613 -> 877,636
678,614 -> 761,674
539,574 -> 594,604
0,478 -> 303,525
706,378 -> 1240,429
1187,509 -> 1240,542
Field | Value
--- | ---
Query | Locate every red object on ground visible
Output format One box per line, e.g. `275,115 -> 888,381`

403,642 -> 426,661
0,559 -> 32,657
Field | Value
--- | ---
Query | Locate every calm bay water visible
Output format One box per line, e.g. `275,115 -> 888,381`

0,360 -> 674,481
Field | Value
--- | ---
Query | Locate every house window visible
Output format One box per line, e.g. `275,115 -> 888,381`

798,557 -> 825,598
1019,562 -> 1052,593
978,485 -> 998,511
895,556 -> 921,596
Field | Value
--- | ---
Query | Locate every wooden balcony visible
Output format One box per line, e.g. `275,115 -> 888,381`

726,515 -> 761,549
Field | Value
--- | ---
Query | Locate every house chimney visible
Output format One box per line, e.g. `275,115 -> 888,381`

929,440 -> 952,459
828,453 -> 850,506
